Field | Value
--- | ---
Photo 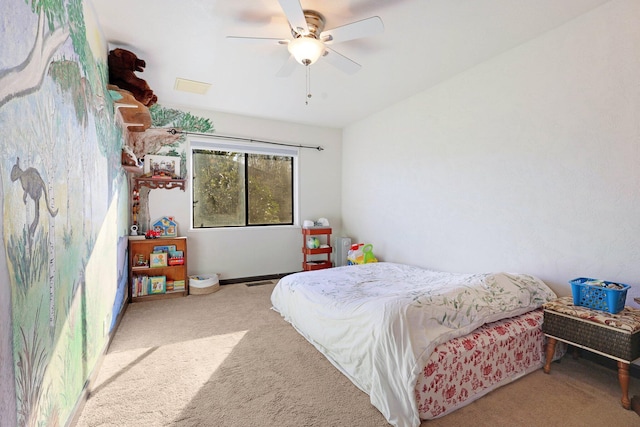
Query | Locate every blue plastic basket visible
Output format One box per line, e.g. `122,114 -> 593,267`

570,277 -> 630,314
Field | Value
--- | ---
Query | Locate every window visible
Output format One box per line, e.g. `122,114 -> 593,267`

191,139 -> 297,228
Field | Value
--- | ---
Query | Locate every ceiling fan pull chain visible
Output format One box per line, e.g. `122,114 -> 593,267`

305,65 -> 312,105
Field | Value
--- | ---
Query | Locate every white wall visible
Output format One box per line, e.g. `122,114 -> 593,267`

149,110 -> 342,280
342,0 -> 640,298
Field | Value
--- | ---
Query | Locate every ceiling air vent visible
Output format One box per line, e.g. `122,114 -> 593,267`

174,78 -> 212,95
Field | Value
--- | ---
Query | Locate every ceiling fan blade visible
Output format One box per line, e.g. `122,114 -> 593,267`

321,16 -> 384,45
323,47 -> 361,75
226,36 -> 288,45
276,56 -> 298,78
277,0 -> 309,35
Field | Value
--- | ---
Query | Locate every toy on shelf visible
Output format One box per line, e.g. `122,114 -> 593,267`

151,216 -> 178,237
108,48 -> 157,107
133,253 -> 148,268
131,188 -> 140,226
145,229 -> 161,239
306,237 -> 320,249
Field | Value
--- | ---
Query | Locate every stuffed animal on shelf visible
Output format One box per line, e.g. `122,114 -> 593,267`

306,237 -> 320,249
108,48 -> 157,107
121,144 -> 140,166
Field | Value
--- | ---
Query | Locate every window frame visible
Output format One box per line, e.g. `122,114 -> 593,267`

189,137 -> 299,230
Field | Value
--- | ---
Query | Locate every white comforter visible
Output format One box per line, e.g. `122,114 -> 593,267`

271,262 -> 556,427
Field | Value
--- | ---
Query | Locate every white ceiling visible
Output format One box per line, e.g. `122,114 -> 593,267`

90,0 -> 610,129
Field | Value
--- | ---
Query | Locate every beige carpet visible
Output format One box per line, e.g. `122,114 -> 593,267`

74,282 -> 640,427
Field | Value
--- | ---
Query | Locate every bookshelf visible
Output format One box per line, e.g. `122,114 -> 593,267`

128,236 -> 188,302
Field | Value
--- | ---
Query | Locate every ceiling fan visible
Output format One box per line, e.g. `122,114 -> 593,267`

227,0 -> 384,77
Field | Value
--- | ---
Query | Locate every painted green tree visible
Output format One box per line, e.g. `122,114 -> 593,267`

150,104 -> 215,133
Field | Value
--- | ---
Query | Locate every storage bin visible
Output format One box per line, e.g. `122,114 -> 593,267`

570,277 -> 629,314
543,303 -> 640,362
189,273 -> 220,295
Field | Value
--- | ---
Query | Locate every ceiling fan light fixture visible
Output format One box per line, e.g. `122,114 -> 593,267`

288,36 -> 325,66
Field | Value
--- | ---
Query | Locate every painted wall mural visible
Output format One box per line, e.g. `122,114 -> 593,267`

129,104 -> 215,234
0,0 -> 129,425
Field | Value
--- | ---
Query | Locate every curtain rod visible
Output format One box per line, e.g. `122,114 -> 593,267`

167,129 -> 324,151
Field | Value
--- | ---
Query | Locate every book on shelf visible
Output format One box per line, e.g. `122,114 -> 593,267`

153,245 -> 177,253
168,250 -> 184,265
149,252 -> 168,268
150,276 -> 166,294
173,279 -> 185,291
131,275 -> 151,297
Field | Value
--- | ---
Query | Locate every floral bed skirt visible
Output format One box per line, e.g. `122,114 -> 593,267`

416,309 -> 565,419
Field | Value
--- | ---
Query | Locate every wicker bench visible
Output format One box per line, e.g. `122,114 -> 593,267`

542,296 -> 640,410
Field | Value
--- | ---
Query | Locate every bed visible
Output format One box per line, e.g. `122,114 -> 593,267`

271,262 -> 564,427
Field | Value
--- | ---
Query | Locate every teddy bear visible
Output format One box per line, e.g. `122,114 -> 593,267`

108,48 -> 157,107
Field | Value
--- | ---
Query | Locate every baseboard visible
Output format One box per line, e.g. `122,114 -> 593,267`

220,272 -> 296,285
66,299 -> 129,427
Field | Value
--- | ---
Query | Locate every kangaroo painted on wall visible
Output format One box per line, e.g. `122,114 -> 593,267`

10,157 -> 58,236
